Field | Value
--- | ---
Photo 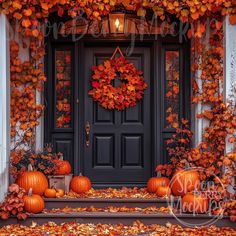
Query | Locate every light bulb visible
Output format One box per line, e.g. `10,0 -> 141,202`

115,18 -> 120,30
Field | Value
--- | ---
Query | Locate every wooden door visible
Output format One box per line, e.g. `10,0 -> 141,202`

82,46 -> 152,187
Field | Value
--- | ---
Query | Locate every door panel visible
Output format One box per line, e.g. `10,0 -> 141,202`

83,47 -> 151,186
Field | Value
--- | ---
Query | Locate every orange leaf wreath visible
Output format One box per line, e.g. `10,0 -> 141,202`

89,56 -> 147,110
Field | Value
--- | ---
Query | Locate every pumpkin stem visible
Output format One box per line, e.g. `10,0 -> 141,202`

28,164 -> 33,172
79,172 -> 83,176
184,161 -> 190,170
58,153 -> 64,161
28,188 -> 33,196
193,188 -> 199,196
156,172 -> 162,178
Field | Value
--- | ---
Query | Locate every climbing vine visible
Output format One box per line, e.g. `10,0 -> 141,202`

157,18 -> 236,219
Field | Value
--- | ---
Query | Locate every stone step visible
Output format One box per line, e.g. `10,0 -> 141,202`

0,212 -> 234,228
44,198 -> 179,209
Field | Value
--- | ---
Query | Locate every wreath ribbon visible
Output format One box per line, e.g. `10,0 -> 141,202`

110,46 -> 125,60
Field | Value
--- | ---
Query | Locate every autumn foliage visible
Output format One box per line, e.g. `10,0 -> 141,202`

10,147 -> 60,178
10,40 -> 45,148
89,56 -> 147,110
0,184 -> 27,220
157,18 -> 236,219
0,0 -> 235,221
0,221 -> 235,235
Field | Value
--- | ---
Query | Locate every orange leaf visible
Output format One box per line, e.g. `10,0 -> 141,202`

215,21 -> 223,30
191,12 -> 199,20
12,1 -> 22,10
32,29 -> 39,37
21,19 -> 31,28
137,8 -> 146,17
41,2 -> 49,11
23,9 -> 32,17
13,12 -> 22,20
229,14 -> 236,25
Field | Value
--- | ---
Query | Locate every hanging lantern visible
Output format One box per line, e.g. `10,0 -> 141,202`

109,12 -> 125,34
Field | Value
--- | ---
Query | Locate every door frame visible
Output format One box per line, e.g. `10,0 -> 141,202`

44,35 -> 191,186
80,43 -> 153,187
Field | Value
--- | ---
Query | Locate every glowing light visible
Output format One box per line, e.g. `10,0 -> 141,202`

115,18 -> 120,30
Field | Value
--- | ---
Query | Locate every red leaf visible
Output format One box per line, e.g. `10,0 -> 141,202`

58,6 -> 64,17
8,184 -> 20,193
17,212 -> 28,220
0,212 -> 9,220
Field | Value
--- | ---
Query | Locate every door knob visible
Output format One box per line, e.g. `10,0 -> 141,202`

85,121 -> 90,147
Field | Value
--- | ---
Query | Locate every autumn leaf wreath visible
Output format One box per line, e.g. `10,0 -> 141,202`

89,48 -> 147,110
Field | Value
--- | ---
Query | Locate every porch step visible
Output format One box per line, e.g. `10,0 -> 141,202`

0,213 -> 234,228
44,198 -> 178,209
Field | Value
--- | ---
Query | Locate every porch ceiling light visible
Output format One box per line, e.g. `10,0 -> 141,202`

109,12 -> 125,34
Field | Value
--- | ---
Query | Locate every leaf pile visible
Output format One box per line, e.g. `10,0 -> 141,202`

43,206 -> 171,214
65,187 -> 157,199
0,221 -> 235,236
0,184 -> 27,221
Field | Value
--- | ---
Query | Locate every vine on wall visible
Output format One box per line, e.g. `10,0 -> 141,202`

10,40 -> 45,148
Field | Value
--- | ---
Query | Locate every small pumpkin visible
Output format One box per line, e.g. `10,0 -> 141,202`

55,189 -> 65,197
23,188 -> 45,214
156,184 -> 171,197
54,155 -> 71,175
70,173 -> 91,194
170,163 -> 200,196
147,172 -> 170,193
16,164 -> 48,196
182,190 -> 209,214
44,188 -> 57,198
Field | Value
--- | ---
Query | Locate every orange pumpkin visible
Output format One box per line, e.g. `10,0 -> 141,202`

182,191 -> 209,214
23,189 -> 45,214
170,164 -> 200,196
56,189 -> 65,197
70,173 -> 91,194
55,156 -> 71,175
156,184 -> 171,197
44,188 -> 57,198
16,165 -> 48,196
147,172 -> 170,193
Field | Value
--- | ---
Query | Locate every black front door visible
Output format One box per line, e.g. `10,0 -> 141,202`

83,46 -> 152,186
45,37 -> 190,188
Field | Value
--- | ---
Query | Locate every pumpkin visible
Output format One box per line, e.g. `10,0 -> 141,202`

170,163 -> 200,196
16,164 -> 48,196
182,191 -> 209,214
55,156 -> 71,175
70,173 -> 91,194
156,184 -> 171,197
55,189 -> 65,197
23,189 -> 45,214
44,188 -> 57,198
147,172 -> 170,193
